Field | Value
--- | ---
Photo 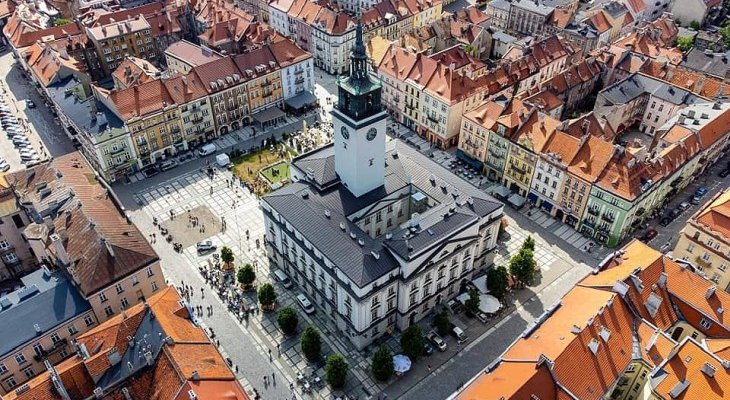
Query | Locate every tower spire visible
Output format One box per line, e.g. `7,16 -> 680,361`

350,11 -> 367,81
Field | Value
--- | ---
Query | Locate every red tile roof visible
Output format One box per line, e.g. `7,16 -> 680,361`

109,80 -> 176,121
653,339 -> 730,400
6,153 -> 158,296
694,189 -> 730,239
567,135 -> 615,182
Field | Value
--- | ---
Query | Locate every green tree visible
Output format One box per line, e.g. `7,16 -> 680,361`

690,21 -> 701,30
522,235 -> 536,252
465,287 -> 481,316
325,354 -> 349,389
434,309 -> 450,336
676,36 -> 694,52
487,266 -> 510,300
400,325 -> 425,361
257,283 -> 277,309
220,246 -> 234,270
721,25 -> 730,48
237,263 -> 255,288
53,18 -> 71,26
277,307 -> 298,335
509,248 -> 537,286
371,345 -> 393,382
301,326 -> 322,361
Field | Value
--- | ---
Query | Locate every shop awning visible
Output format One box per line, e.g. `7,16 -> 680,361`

253,106 -> 285,123
487,184 -> 510,198
285,91 -> 318,109
508,193 -> 526,208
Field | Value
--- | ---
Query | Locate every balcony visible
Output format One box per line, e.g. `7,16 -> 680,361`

695,256 -> 712,269
582,219 -> 595,229
426,113 -> 439,123
587,206 -> 600,216
0,244 -> 14,254
32,338 -> 68,361
601,213 -> 615,223
263,90 -> 273,98
509,163 -> 527,175
295,76 -> 305,84
489,148 -> 504,158
170,126 -> 180,134
405,103 -> 417,110
261,79 -> 272,87
192,116 -> 204,124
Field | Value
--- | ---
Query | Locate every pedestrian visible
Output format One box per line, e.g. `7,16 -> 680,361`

427,364 -> 432,372
277,343 -> 280,356
268,348 -> 272,361
210,186 -> 213,195
272,372 -> 275,384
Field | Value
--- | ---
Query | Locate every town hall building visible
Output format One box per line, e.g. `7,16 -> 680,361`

261,21 -> 504,349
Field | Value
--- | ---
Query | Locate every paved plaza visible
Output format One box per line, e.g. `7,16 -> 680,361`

128,167 -> 382,400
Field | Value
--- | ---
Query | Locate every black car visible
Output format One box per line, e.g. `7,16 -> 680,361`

424,342 -> 435,356
659,217 -> 672,227
670,208 -> 682,218
720,169 -> 730,178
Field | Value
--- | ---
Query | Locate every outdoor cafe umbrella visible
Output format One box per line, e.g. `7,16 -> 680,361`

393,354 -> 412,374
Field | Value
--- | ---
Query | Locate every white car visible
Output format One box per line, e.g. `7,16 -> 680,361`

0,160 -> 9,172
196,240 -> 216,253
296,293 -> 315,314
19,150 -> 37,159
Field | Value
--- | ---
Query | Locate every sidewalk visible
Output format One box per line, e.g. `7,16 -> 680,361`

127,112 -> 320,183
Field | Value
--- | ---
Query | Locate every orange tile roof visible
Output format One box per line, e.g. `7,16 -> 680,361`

504,286 -> 615,361
694,189 -> 730,239
665,259 -> 730,336
551,292 -> 636,400
147,285 -> 209,343
541,130 -> 581,165
165,343 -> 235,380
175,380 -> 250,400
109,79 -> 175,121
637,322 -> 675,367
10,286 -> 249,400
3,14 -> 81,49
640,60 -> 730,98
705,339 -> 730,359
269,37 -> 311,68
91,3 -> 163,26
594,151 -> 663,201
653,339 -> 730,400
567,135 -> 615,182
521,89 -> 564,113
697,107 -> 730,151
457,362 -> 558,400
581,238 -> 664,287
511,111 -> 560,153
164,73 -> 209,104
587,11 -> 612,33
378,45 -> 418,80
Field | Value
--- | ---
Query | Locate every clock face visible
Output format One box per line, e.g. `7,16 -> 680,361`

340,126 -> 350,140
366,128 -> 377,141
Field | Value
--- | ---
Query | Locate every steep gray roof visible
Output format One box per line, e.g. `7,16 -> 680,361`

0,269 -> 91,358
263,141 -> 502,287
681,49 -> 730,80
599,74 -> 705,106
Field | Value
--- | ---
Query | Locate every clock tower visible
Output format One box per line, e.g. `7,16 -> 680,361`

332,18 -> 387,197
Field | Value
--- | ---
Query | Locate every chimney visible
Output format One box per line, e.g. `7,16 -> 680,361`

706,286 -> 716,299
50,234 -> 70,266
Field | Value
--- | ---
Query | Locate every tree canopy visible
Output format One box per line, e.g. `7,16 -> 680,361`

400,325 -> 425,361
325,354 -> 349,388
301,326 -> 322,361
371,345 -> 394,382
487,266 -> 510,300
277,307 -> 298,335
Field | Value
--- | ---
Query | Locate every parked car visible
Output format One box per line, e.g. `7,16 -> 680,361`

427,330 -> 447,352
720,169 -> 730,178
670,208 -> 682,218
25,100 -> 35,109
196,240 -> 216,253
692,187 -> 708,204
678,202 -> 691,212
659,217 -> 672,227
296,293 -> 315,314
0,159 -> 9,172
424,342 -> 435,356
641,228 -> 658,243
159,159 -> 177,171
450,324 -> 468,344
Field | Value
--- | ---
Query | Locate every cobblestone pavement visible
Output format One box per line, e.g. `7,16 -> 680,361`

121,166 -> 379,400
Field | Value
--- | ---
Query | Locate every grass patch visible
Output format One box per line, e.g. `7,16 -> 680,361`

231,146 -> 294,184
260,161 -> 290,184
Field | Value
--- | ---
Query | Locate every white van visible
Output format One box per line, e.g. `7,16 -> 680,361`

198,144 -> 216,157
273,269 -> 293,289
296,293 -> 315,314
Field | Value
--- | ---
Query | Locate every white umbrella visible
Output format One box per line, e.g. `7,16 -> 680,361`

479,294 -> 501,314
393,354 -> 412,374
